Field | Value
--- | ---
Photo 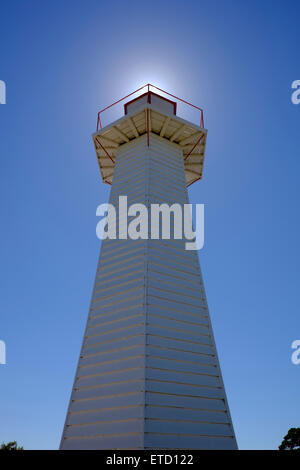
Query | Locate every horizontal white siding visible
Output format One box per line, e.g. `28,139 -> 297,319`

60,137 -> 149,449
60,134 -> 237,449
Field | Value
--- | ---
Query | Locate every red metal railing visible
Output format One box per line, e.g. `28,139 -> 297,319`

96,84 -> 204,131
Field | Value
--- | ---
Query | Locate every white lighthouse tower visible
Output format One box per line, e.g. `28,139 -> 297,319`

60,85 -> 237,450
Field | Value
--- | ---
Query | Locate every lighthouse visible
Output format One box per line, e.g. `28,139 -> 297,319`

60,85 -> 237,450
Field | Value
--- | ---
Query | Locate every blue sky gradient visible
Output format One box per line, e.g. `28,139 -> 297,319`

0,0 -> 300,449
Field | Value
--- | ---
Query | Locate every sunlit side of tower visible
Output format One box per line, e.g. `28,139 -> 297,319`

60,85 -> 237,450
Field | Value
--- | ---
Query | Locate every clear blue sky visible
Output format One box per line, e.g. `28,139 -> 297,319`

0,0 -> 299,450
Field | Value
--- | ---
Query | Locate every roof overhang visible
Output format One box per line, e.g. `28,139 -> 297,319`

92,102 -> 207,187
